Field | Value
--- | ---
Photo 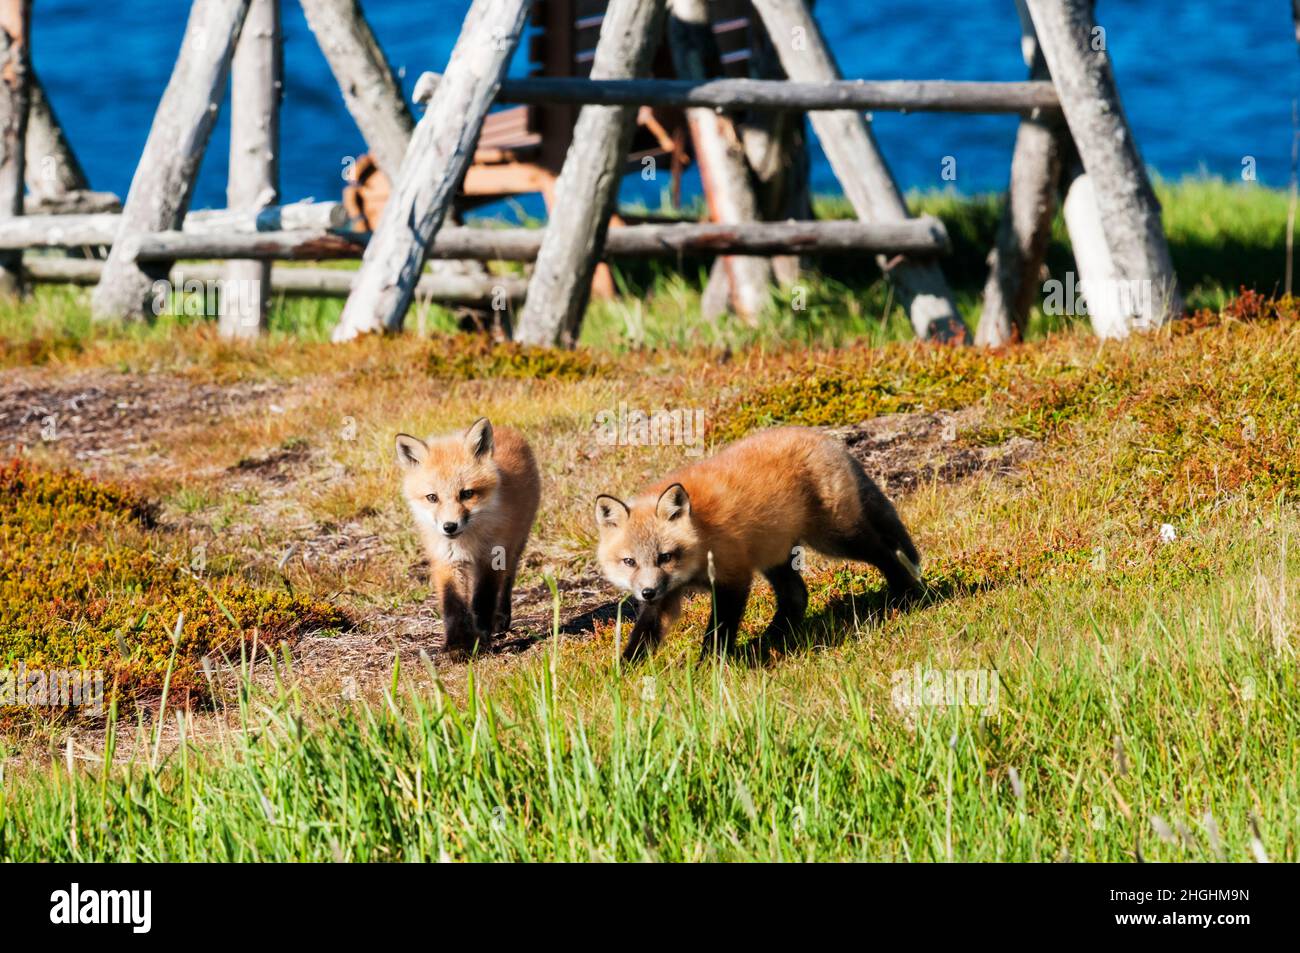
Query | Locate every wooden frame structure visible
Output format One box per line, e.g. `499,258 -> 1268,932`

0,0 -> 1182,349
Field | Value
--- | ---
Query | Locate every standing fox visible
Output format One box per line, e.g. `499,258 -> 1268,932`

595,427 -> 921,661
396,418 -> 540,658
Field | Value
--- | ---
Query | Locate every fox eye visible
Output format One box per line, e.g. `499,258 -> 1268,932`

656,551 -> 676,566
622,557 -> 637,568
458,488 -> 475,501
425,493 -> 438,503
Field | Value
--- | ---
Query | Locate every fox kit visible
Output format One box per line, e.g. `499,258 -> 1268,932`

594,426 -> 921,661
396,418 -> 540,658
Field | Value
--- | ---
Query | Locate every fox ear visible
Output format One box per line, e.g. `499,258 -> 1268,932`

395,433 -> 428,470
465,417 -> 494,458
594,495 -> 629,531
656,483 -> 690,521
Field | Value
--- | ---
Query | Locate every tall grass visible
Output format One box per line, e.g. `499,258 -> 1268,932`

3,526 -> 1295,862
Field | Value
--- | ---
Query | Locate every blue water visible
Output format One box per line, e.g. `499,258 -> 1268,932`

32,1 -> 1300,217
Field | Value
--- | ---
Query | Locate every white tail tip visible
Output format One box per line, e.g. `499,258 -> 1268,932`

895,549 -> 923,585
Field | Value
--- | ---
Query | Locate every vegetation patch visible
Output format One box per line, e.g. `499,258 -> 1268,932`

425,335 -> 610,381
0,458 -> 349,727
713,295 -> 1299,520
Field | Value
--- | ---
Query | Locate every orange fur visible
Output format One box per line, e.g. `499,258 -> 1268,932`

397,419 -> 540,655
595,427 -> 920,660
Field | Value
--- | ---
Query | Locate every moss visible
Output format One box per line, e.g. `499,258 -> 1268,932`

712,293 -> 1300,525
711,343 -> 1020,442
0,459 -> 349,725
425,335 -> 609,381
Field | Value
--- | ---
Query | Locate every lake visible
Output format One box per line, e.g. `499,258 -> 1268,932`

31,0 -> 1300,216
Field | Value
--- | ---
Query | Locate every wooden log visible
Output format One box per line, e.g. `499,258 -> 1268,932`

1025,0 -> 1180,329
304,1 -> 495,307
25,69 -> 89,198
698,257 -> 730,322
749,0 -> 968,343
90,0 -> 252,321
488,76 -> 1061,113
128,229 -> 365,262
0,202 -> 347,249
24,190 -> 121,215
667,0 -> 771,323
221,0 -> 281,339
24,255 -> 526,304
0,1 -> 31,297
975,0 -> 1065,346
514,0 -> 669,348
0,213 -> 121,248
186,200 -> 346,233
117,218 -> 949,262
331,0 -> 529,341
743,15 -> 812,286
298,0 -> 413,178
1060,157 -> 1127,337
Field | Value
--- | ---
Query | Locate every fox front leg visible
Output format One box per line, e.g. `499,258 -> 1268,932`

622,591 -> 683,662
469,570 -> 501,639
439,567 -> 486,658
700,581 -> 751,661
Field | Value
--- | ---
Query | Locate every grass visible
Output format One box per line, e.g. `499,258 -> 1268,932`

0,178 -> 1297,861
0,459 -> 350,729
2,512 -> 1295,861
2,177 -> 1290,363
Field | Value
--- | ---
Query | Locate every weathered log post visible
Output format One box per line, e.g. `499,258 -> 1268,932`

220,0 -> 281,339
1059,155 -> 1129,337
744,12 -> 811,288
1025,0 -> 1180,331
0,202 -> 345,249
667,0 -> 771,324
975,0 -> 1064,346
302,0 -> 495,320
514,0 -> 668,347
112,218 -> 948,263
749,0 -> 968,343
331,0 -> 528,341
25,70 -> 89,199
298,0 -> 412,177
27,257 -> 527,305
0,0 -> 31,298
91,0 -> 252,321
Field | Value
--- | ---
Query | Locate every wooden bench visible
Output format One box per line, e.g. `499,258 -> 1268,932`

461,0 -> 761,207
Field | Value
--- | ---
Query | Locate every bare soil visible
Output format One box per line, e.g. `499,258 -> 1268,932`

1,368 -> 1036,681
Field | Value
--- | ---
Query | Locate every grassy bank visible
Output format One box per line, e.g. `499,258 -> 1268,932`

0,179 -> 1296,861
1,177 -> 1291,360
3,503 -> 1296,861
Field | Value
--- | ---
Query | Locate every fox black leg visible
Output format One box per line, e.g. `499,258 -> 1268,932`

622,591 -> 682,662
469,572 -> 499,641
440,584 -> 482,658
493,565 -> 517,634
700,581 -> 751,660
760,563 -> 809,649
841,464 -> 924,600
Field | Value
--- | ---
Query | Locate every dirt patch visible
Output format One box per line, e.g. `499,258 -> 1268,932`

294,574 -> 620,683
0,368 -> 278,466
827,408 -> 1037,495
228,440 -> 312,483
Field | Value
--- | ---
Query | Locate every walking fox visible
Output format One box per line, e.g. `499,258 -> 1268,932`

396,418 -> 540,658
594,426 -> 921,661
